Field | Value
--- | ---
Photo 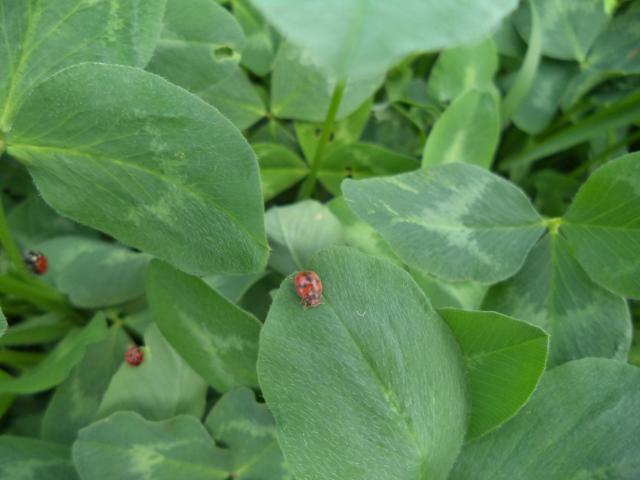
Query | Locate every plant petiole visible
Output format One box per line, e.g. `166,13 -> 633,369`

543,217 -> 563,235
297,80 -> 347,199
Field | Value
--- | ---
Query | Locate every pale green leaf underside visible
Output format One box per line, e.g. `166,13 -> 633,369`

203,272 -> 265,304
422,89 -> 500,170
270,42 -> 383,122
146,260 -> 261,392
147,0 -> 245,93
411,270 -> 488,310
0,436 -> 78,480
265,200 -> 343,275
234,0 -> 279,76
327,196 -> 400,266
426,38 -> 498,102
493,18 -> 525,59
0,315 -> 108,394
250,0 -> 517,79
40,328 -> 129,445
561,152 -> 640,299
450,358 -> 640,479
438,308 -> 548,440
7,195 -> 92,248
258,247 -> 468,480
72,412 -> 229,480
37,236 -> 149,309
7,63 -> 268,276
57,247 -> 149,309
483,234 -> 631,366
0,0 -> 166,128
562,3 -> 640,107
254,143 -> 308,201
319,142 -> 418,196
514,0 -> 609,63
146,0 -> 265,130
97,325 -> 207,421
197,68 -> 266,130
512,59 -> 577,135
205,388 -> 292,480
343,164 -> 545,283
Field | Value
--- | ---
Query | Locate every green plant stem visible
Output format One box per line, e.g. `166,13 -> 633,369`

298,80 -> 347,199
503,90 -> 640,177
0,195 -> 29,277
0,275 -> 80,320
570,129 -> 640,179
0,189 -> 83,321
0,300 -> 39,316
543,217 -> 563,235
0,349 -> 46,371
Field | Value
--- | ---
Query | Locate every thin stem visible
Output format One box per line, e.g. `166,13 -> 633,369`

0,275 -> 81,321
0,349 -> 46,371
570,128 -> 640,179
0,300 -> 39,316
0,194 -> 29,277
543,217 -> 563,235
298,80 -> 347,199
502,89 -> 640,177
0,185 -> 83,321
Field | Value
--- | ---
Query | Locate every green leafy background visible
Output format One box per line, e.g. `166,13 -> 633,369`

0,0 -> 639,479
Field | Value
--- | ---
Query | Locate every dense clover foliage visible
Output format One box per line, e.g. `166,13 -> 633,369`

0,0 -> 639,479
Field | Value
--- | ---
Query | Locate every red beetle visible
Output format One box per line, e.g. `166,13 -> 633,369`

23,250 -> 48,275
124,346 -> 144,366
294,271 -> 323,307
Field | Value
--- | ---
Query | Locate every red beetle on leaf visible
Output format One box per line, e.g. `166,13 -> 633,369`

294,271 -> 323,307
23,250 -> 48,275
124,346 -> 144,366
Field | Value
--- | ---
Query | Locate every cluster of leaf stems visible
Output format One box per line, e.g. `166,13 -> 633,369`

0,193 -> 81,323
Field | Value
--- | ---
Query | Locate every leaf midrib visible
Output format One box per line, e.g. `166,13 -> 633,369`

260,167 -> 308,175
1,0 -> 99,127
158,38 -> 237,50
272,209 -> 304,269
321,296 -> 426,470
8,142 -> 268,250
464,335 -> 547,363
551,0 -> 587,62
233,441 -> 277,476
